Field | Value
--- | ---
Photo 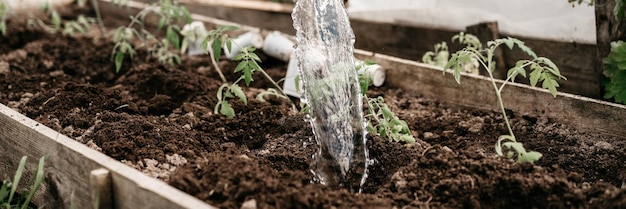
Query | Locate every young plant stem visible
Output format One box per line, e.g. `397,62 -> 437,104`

258,68 -> 287,96
90,0 -> 106,38
478,53 -> 516,141
208,46 -> 228,83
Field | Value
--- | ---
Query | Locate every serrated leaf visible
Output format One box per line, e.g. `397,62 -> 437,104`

536,57 -> 559,74
515,40 -> 537,59
453,69 -> 462,84
249,52 -> 262,62
219,101 -> 235,118
234,61 -> 247,73
529,68 -> 542,87
243,67 -> 254,86
232,53 -> 246,61
502,38 -> 515,49
541,76 -> 559,97
229,84 -> 247,105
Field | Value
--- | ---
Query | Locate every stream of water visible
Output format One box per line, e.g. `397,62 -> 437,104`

292,0 -> 369,192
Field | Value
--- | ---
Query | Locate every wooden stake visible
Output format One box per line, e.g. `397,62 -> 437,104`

90,168 -> 113,209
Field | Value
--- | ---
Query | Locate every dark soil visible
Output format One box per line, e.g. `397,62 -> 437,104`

2,17 -> 626,209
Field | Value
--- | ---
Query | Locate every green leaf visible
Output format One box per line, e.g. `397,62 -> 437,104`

536,57 -> 559,74
249,52 -> 262,62
502,38 -> 515,49
443,53 -> 459,75
513,39 -> 537,59
519,151 -> 542,163
529,68 -> 542,87
181,6 -> 192,23
220,25 -> 239,31
0,181 -> 9,202
219,101 -> 235,118
0,22 -> 6,36
212,38 -> 222,62
541,76 -> 559,97
243,66 -> 254,86
115,52 -> 124,73
157,17 -> 166,31
399,134 -> 416,143
226,40 -> 233,54
22,156 -> 46,209
232,53 -> 246,61
166,27 -> 180,49
234,61 -> 247,73
229,84 -> 248,105
51,11 -> 61,31
8,156 -> 27,204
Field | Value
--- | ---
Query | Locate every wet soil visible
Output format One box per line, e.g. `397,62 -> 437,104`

1,19 -> 626,209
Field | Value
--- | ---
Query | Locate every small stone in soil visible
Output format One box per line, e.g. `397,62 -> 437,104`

240,199 -> 257,209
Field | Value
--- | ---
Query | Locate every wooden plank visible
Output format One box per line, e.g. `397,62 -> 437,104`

354,49 -> 626,138
181,0 -> 294,13
0,105 -> 216,209
172,1 -> 601,98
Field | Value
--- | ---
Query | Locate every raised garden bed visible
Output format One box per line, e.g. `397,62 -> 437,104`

1,1 -> 626,208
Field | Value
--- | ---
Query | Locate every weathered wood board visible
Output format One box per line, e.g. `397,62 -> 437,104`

354,49 -> 626,138
0,104 -> 216,209
172,0 -> 601,98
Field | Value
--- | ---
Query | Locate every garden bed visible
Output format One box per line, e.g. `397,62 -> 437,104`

1,2 -> 626,209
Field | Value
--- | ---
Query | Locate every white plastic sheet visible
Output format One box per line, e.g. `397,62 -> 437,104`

348,0 -> 596,44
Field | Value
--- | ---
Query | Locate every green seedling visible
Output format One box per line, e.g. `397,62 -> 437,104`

212,46 -> 261,118
28,3 -> 94,36
1,156 -> 46,209
423,41 -> 479,75
444,32 -> 566,163
357,61 -> 416,143
201,28 -> 295,118
422,42 -> 449,68
111,0 -> 191,72
201,25 -> 239,82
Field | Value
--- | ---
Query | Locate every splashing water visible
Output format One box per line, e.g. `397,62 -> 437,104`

292,0 -> 369,192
